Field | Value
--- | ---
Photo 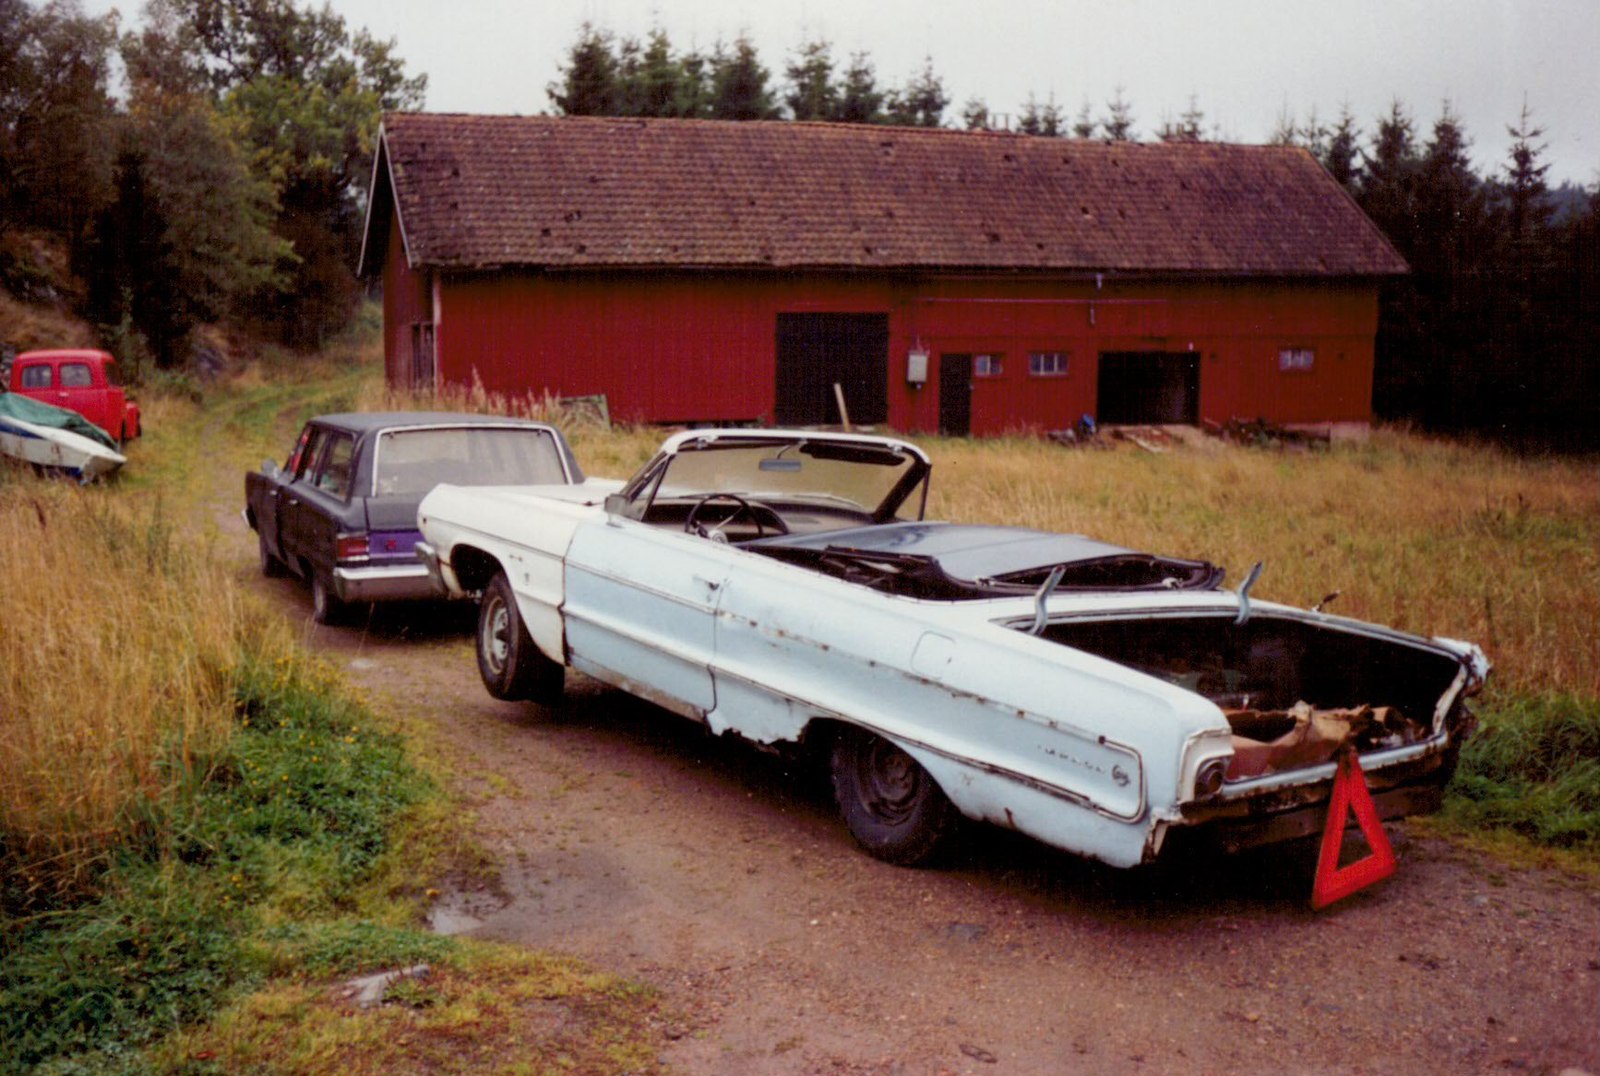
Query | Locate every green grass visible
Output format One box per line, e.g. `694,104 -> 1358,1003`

2,308 -> 1593,1068
1444,690 -> 1600,850
0,656 -> 427,1070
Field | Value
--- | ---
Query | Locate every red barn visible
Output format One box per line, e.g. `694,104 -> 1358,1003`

358,115 -> 1406,436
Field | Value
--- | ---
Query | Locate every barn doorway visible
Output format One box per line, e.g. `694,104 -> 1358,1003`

774,313 -> 889,426
938,353 -> 971,436
1097,351 -> 1200,424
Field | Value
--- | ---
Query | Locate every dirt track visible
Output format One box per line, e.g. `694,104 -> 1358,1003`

217,504 -> 1597,1075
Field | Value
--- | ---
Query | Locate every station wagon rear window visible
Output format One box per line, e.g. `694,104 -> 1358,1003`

374,426 -> 567,495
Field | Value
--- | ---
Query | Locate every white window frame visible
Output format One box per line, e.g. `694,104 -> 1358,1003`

1278,348 -> 1315,373
1028,351 -> 1069,377
973,353 -> 1003,378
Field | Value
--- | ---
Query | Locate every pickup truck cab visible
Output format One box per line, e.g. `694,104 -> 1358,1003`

9,349 -> 141,445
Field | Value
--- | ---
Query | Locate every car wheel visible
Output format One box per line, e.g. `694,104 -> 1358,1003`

830,727 -> 958,866
311,570 -> 343,625
477,572 -> 564,704
258,531 -> 284,577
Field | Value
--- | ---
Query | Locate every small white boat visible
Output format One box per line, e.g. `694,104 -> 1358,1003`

0,401 -> 126,480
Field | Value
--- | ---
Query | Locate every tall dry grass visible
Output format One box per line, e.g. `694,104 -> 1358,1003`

357,369 -> 1595,697
0,475 -> 289,900
925,430 -> 1598,697
358,375 -> 662,478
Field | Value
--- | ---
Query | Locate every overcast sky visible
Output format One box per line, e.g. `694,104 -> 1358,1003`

114,0 -> 1600,186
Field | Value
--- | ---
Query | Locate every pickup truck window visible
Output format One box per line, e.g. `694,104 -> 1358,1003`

19,366 -> 50,389
61,364 -> 93,388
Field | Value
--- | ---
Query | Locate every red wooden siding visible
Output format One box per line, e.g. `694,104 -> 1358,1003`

382,212 -> 432,387
429,267 -> 1379,434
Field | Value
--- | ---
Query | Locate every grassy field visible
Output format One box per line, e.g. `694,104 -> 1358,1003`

1,324 -> 1595,1069
0,326 -> 667,1073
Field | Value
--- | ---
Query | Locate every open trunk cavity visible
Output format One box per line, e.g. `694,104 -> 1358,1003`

1040,614 -> 1467,781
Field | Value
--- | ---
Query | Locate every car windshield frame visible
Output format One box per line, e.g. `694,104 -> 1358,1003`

618,432 -> 931,523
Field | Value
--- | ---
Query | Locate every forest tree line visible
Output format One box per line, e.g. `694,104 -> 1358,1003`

547,25 -> 1598,446
1,0 -> 424,366
2,4 -> 1594,445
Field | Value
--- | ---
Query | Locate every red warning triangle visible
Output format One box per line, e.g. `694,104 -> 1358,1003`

1311,747 -> 1397,909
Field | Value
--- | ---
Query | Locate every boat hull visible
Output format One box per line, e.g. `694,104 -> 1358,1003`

0,414 -> 126,479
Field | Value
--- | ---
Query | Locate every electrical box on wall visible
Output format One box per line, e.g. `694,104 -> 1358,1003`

907,348 -> 929,384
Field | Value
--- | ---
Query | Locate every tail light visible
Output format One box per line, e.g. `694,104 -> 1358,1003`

336,534 -> 370,562
1194,757 -> 1229,798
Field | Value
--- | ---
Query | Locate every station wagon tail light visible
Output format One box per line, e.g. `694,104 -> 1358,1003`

336,534 -> 370,562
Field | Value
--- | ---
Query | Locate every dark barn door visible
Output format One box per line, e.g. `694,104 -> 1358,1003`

938,353 -> 971,436
774,313 -> 889,426
1097,351 -> 1200,424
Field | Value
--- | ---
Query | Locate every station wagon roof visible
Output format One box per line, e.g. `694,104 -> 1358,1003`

310,412 -> 558,434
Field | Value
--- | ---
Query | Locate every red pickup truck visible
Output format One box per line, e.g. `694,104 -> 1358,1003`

9,349 -> 141,445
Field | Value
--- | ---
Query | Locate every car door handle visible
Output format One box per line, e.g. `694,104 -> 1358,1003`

692,574 -> 722,592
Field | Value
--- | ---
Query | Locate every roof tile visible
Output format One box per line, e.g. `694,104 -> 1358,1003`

374,114 -> 1407,277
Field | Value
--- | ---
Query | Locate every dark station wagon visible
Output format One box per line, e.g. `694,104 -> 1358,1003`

244,412 -> 582,622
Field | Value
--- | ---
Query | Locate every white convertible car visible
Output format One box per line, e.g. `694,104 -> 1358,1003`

417,429 -> 1488,871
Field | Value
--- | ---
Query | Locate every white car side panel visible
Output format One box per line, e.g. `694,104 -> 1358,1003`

418,479 -> 619,661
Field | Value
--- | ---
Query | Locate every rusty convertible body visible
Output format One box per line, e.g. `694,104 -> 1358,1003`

416,429 -> 1488,869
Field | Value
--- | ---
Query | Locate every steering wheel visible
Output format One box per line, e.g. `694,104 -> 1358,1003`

684,493 -> 786,542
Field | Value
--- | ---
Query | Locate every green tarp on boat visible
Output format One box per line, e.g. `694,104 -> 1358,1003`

0,392 -> 119,450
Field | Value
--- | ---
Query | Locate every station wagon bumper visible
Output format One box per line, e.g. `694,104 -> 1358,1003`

333,561 -> 443,603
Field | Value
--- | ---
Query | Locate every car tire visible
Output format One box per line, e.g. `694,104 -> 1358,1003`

258,531 -> 284,577
477,572 -> 564,704
311,569 -> 344,625
830,727 -> 958,866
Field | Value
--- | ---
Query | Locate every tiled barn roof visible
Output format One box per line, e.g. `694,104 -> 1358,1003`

362,113 -> 1407,278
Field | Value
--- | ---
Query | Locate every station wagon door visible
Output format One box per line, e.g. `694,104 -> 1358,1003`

281,428 -> 358,577
561,519 -> 730,722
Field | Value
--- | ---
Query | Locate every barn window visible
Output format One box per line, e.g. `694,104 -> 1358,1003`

1029,351 -> 1068,377
973,354 -> 1004,378
1278,348 -> 1315,372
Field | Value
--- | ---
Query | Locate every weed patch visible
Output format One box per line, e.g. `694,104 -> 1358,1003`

1444,690 -> 1600,852
0,657 -> 431,1072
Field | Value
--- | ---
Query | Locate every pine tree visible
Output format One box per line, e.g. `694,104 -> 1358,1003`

961,98 -> 990,131
1501,101 -> 1553,250
1099,87 -> 1135,141
1322,106 -> 1361,190
885,57 -> 948,128
1072,101 -> 1096,139
1018,93 -> 1064,137
785,39 -> 836,122
834,52 -> 885,124
708,34 -> 778,121
1157,96 -> 1204,142
549,23 -> 618,116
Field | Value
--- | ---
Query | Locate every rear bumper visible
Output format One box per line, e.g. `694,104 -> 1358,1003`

1166,747 -> 1455,857
333,561 -> 444,603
